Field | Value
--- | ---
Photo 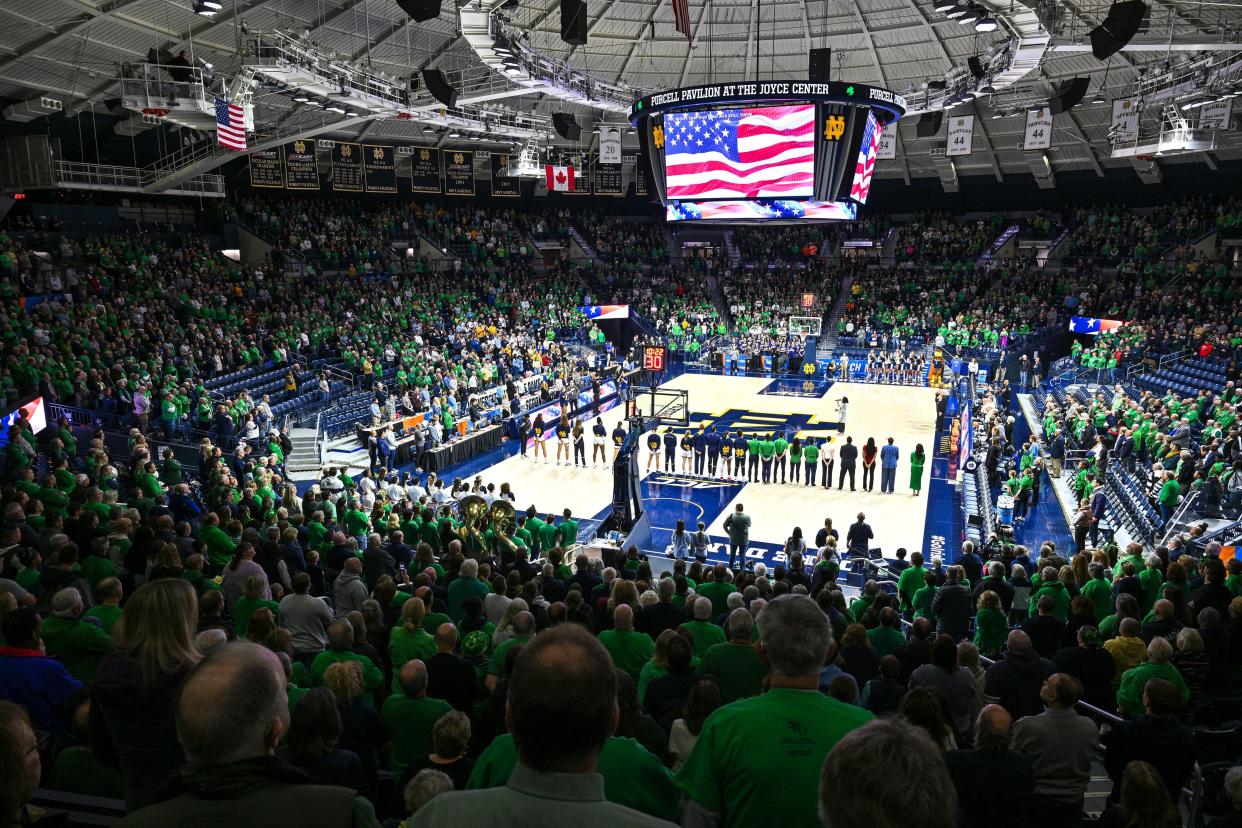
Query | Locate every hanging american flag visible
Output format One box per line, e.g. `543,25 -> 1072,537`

214,97 -> 246,151
848,112 -> 882,205
663,105 -> 815,200
672,0 -> 691,41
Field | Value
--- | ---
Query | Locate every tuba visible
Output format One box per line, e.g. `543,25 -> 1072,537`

488,500 -> 519,555
458,494 -> 489,550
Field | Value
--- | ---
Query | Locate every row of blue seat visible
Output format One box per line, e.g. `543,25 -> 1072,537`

1108,461 -> 1160,540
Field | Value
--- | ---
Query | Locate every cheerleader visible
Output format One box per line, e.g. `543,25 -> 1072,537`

555,413 -> 571,465
533,412 -> 548,462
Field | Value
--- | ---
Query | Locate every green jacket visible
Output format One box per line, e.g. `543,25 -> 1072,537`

41,615 -> 112,685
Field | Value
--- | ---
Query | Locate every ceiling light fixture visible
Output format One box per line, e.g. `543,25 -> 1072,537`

975,14 -> 998,32
193,1 -> 221,16
934,0 -> 958,11
945,2 -> 970,17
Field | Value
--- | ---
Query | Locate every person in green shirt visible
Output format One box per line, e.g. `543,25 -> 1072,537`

233,575 -> 279,639
695,564 -> 737,618
972,592 -> 1008,657
772,434 -> 789,484
678,594 -> 873,828
41,588 -> 113,686
698,609 -> 767,703
1080,564 -> 1114,622
537,516 -> 560,554
866,609 -> 907,658
381,660 -> 453,778
557,509 -> 579,550
745,435 -> 761,482
758,434 -> 776,484
82,577 -> 123,636
388,597 -> 438,692
1157,472 -> 1180,523
598,605 -> 655,681
309,621 -> 384,693
680,597 -> 727,658
1115,637 -> 1190,716
896,551 -> 927,612
802,438 -> 820,486
485,612 -> 534,692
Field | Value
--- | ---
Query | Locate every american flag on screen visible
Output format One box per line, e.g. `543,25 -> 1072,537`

848,112 -> 882,204
664,105 -> 815,200
672,0 -> 691,40
214,97 -> 246,150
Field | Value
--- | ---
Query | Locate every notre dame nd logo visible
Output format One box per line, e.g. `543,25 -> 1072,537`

419,148 -> 430,161
340,144 -> 353,158
823,115 -> 844,141
293,140 -> 306,154
372,147 -> 385,160
498,154 -> 508,166
652,125 -> 665,149
453,153 -> 464,164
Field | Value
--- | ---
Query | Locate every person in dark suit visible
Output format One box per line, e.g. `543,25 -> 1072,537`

1021,595 -> 1067,659
1102,678 -> 1195,805
642,579 -> 687,639
838,436 -> 859,491
946,704 -> 1035,828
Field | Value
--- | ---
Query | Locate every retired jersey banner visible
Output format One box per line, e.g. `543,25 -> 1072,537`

581,304 -> 629,320
444,150 -> 475,196
946,115 -> 974,157
599,126 -> 622,164
331,142 -> 363,192
490,153 -> 519,197
1111,99 -> 1139,143
1023,108 -> 1053,150
876,130 -> 897,160
248,148 -> 284,188
636,153 -> 648,196
594,160 -> 623,195
1199,99 -> 1233,130
410,147 -> 440,194
284,139 -> 319,190
362,145 -> 396,193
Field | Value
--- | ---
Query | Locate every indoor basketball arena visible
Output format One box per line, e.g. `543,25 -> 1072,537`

0,0 -> 1241,825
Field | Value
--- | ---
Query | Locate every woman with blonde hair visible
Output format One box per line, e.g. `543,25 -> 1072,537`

323,660 -> 382,790
91,579 -> 200,811
491,597 -> 529,648
1097,761 -> 1181,828
607,578 -> 641,615
388,597 -> 435,691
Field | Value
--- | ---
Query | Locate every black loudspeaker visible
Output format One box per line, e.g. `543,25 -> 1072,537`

916,111 -> 943,138
1048,77 -> 1090,115
397,0 -> 442,22
552,112 -> 581,141
967,56 -> 985,79
560,0 -> 588,45
422,69 -> 457,108
1088,0 -> 1147,60
809,48 -> 832,82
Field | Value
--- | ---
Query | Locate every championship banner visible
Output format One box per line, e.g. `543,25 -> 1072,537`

444,150 -> 475,196
876,130 -> 897,160
565,157 -> 589,196
331,142 -> 363,192
248,148 -> 284,188
1069,316 -> 1126,335
636,153 -> 648,196
362,144 -> 396,193
1199,99 -> 1233,130
946,115 -> 974,157
581,304 -> 629,320
599,126 -> 622,164
1111,99 -> 1139,143
284,139 -> 319,190
490,153 -> 519,197
594,160 -> 623,195
410,147 -> 440,194
1023,108 -> 1052,150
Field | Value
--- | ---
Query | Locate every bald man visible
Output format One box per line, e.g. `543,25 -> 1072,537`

425,623 -> 477,712
1011,674 -> 1100,827
946,705 -> 1035,828
1140,598 -> 1182,642
381,659 -> 452,778
118,642 -> 380,827
598,604 -> 655,681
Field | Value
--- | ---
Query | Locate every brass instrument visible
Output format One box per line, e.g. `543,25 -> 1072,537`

488,500 -> 519,556
458,494 -> 489,552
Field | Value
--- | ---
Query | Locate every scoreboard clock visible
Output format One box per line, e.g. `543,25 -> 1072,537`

642,345 -> 668,372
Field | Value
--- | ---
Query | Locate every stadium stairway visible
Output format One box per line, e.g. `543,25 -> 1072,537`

706,275 -> 734,331
817,275 -> 854,352
566,223 -> 603,263
284,427 -> 323,482
723,230 -> 740,267
978,223 -> 1020,265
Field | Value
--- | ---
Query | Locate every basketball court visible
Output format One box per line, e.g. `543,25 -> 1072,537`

458,370 -> 941,567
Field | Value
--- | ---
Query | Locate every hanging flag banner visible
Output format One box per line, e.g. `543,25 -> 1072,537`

1111,99 -> 1139,143
599,126 -> 622,164
875,130 -> 897,160
946,115 -> 974,157
444,150 -> 475,196
331,142 -> 363,192
248,148 -> 284,188
410,147 -> 440,194
594,159 -> 623,195
545,163 -> 576,192
363,145 -> 396,193
490,153 -> 519,197
1199,99 -> 1233,130
284,140 -> 319,190
1023,108 -> 1053,150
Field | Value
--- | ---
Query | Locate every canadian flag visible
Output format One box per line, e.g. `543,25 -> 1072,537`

545,164 -> 575,192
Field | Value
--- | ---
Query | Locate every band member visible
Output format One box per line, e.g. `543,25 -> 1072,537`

572,419 -> 586,467
533,412 -> 548,462
555,414 -> 571,465
591,416 -> 607,466
610,421 -> 627,463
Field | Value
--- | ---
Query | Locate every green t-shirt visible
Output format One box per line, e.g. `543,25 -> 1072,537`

803,443 -> 821,464
82,604 -> 123,636
486,635 -> 531,677
698,641 -> 767,704
388,626 -> 437,692
467,734 -> 679,822
233,596 -> 279,639
677,688 -> 874,827
380,693 -> 453,777
773,438 -> 789,457
696,580 -> 737,618
746,439 -> 760,456
758,440 -> 775,459
599,628 -> 655,680
866,625 -> 907,659
679,619 -> 727,659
